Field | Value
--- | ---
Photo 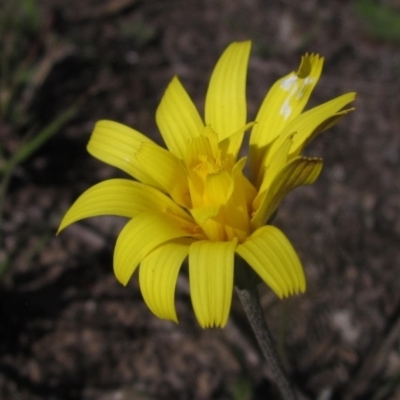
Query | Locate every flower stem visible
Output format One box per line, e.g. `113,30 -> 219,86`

236,284 -> 298,400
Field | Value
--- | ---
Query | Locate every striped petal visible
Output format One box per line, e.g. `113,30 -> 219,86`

156,76 -> 204,159
114,212 -> 191,285
205,41 -> 251,154
87,120 -> 161,189
204,170 -> 231,205
249,54 -> 323,181
252,157 -> 323,228
136,142 -> 191,208
223,158 -> 256,242
236,226 -> 305,298
139,239 -> 191,322
219,121 -> 255,161
189,239 -> 238,328
58,179 -> 191,233
255,135 -> 293,199
190,205 -> 224,241
264,92 -> 356,167
289,97 -> 356,157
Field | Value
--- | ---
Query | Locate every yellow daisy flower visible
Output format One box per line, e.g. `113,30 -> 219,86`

58,41 -> 355,328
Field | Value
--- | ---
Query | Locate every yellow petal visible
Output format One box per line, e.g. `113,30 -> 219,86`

87,120 -> 161,189
190,205 -> 220,222
252,157 -> 323,228
202,125 -> 220,158
139,239 -> 191,322
114,212 -> 191,286
255,135 -> 293,199
189,239 -> 238,328
219,121 -> 255,161
290,105 -> 356,157
229,157 -> 257,209
205,41 -> 251,151
203,170 -> 231,205
136,142 -> 191,208
249,54 -> 323,181
265,92 -> 356,167
58,179 -> 191,233
190,205 -> 224,241
236,226 -> 305,298
156,76 -> 204,159
223,158 -> 255,241
184,134 -> 214,170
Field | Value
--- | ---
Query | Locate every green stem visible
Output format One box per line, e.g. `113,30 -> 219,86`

235,284 -> 298,400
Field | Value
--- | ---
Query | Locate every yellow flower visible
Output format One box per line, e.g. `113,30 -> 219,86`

58,42 -> 355,328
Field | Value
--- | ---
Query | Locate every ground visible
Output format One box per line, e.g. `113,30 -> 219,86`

2,0 -> 400,399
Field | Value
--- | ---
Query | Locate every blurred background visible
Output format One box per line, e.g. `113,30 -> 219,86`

1,0 -> 400,399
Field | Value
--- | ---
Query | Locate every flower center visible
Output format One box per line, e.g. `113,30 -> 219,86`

184,127 -> 257,242
194,153 -> 224,175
